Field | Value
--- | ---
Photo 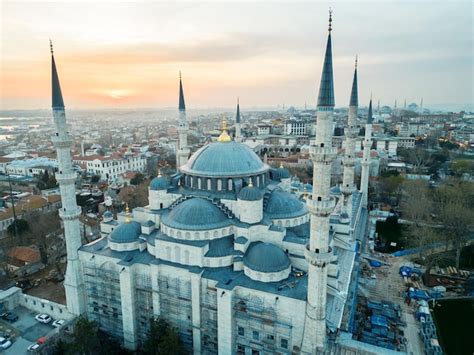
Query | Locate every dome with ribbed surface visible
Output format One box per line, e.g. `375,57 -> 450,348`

238,186 -> 262,201
109,221 -> 142,243
265,189 -> 307,218
162,198 -> 231,231
150,175 -> 169,190
244,242 -> 290,272
180,141 -> 268,177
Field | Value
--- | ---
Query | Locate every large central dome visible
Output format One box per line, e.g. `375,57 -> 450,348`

180,141 -> 269,177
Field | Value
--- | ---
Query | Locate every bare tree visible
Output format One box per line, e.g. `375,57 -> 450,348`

118,180 -> 149,209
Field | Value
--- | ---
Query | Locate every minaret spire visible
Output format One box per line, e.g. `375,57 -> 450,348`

341,55 -> 359,213
368,96 -> 373,124
235,97 -> 242,142
317,9 -> 335,109
50,43 -> 85,315
302,9 -> 337,352
176,72 -> 189,168
51,41 -> 64,109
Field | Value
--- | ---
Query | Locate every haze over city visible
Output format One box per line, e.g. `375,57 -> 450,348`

1,1 -> 472,110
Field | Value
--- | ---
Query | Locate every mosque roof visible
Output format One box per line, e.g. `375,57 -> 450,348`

181,141 -> 268,177
161,197 -> 231,231
265,189 -> 307,219
243,242 -> 291,273
103,210 -> 113,218
238,185 -> 262,201
109,221 -> 142,243
150,175 -> 169,190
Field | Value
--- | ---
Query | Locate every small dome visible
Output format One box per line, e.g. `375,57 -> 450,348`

181,141 -> 268,177
109,221 -> 142,243
150,175 -> 169,190
265,189 -> 307,219
162,197 -> 231,231
244,242 -> 290,272
238,186 -> 262,201
103,211 -> 113,218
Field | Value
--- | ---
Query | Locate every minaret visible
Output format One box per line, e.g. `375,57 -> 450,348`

176,72 -> 190,168
302,10 -> 336,352
404,98 -> 407,109
341,56 -> 358,213
235,97 -> 242,142
50,42 -> 85,315
420,98 -> 423,113
394,99 -> 397,111
361,97 -> 373,208
377,98 -> 380,116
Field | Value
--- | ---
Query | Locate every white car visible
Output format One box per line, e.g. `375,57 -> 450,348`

52,319 -> 65,328
34,313 -> 52,324
0,337 -> 12,349
27,343 -> 40,351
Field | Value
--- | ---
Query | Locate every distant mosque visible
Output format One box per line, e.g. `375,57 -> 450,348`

51,11 -> 377,355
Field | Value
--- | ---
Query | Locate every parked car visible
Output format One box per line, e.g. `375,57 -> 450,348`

27,343 -> 40,352
0,312 -> 18,322
52,319 -> 65,328
0,336 -> 12,349
34,313 -> 52,324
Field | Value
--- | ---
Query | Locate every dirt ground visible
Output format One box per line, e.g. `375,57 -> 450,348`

22,264 -> 66,305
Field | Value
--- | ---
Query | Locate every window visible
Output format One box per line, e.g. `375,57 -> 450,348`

280,338 -> 288,349
266,334 -> 274,341
238,326 -> 244,336
237,344 -> 245,355
252,330 -> 259,340
251,350 -> 260,355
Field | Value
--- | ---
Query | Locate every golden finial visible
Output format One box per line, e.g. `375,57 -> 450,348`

303,183 -> 308,198
248,179 -> 253,188
279,161 -> 284,169
49,39 -> 54,55
125,203 -> 131,223
217,117 -> 232,142
328,8 -> 333,32
158,169 -> 162,177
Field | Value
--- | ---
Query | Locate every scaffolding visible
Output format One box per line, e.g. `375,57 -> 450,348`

233,296 -> 292,355
201,287 -> 218,354
158,275 -> 193,348
135,273 -> 153,345
83,263 -> 123,337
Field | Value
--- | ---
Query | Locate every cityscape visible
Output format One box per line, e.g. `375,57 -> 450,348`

0,2 -> 473,355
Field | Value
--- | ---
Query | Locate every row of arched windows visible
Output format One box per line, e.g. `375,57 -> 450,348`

181,173 -> 269,192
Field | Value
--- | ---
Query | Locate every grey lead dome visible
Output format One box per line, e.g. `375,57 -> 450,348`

181,141 -> 268,177
244,242 -> 291,273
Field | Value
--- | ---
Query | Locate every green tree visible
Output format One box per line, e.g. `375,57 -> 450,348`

7,219 -> 29,239
141,318 -> 186,355
90,175 -> 101,183
70,316 -> 101,354
130,173 -> 145,186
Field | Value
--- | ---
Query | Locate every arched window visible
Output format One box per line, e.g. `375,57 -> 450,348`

228,179 -> 233,191
217,179 -> 222,191
175,246 -> 181,263
207,178 -> 212,190
198,178 -> 202,189
184,250 -> 190,264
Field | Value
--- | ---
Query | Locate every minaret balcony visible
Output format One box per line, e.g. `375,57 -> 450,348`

363,140 -> 371,149
343,156 -> 355,167
341,185 -> 355,196
59,206 -> 82,220
309,146 -> 337,163
51,135 -> 74,148
56,172 -> 77,184
306,197 -> 335,216
304,244 -> 334,267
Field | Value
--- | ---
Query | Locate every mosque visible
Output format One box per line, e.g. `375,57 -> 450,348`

51,11 -> 375,355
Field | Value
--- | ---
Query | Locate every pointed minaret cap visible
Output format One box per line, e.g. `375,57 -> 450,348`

317,9 -> 335,108
368,95 -> 373,124
349,56 -> 358,107
178,71 -> 186,111
236,97 -> 241,123
50,40 -> 65,109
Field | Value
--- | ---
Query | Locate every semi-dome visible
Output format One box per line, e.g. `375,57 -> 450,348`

244,242 -> 290,273
265,189 -> 307,218
238,185 -> 262,201
103,210 -> 113,218
150,175 -> 169,190
162,197 -> 231,231
109,221 -> 142,243
180,141 -> 268,177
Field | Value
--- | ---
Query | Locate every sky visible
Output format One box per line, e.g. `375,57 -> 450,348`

0,1 -> 472,110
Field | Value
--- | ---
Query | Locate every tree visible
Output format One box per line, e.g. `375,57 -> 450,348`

141,318 -> 186,355
433,181 -> 474,269
118,181 -> 149,209
7,218 -> 29,238
70,316 -> 101,355
90,175 -> 101,183
401,180 -> 437,257
130,173 -> 145,186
